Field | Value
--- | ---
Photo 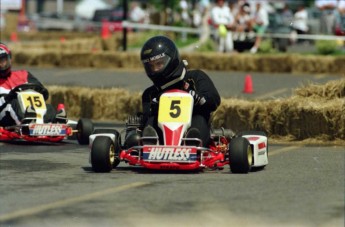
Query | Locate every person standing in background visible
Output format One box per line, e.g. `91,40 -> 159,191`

211,0 -> 236,53
292,4 -> 309,43
315,0 -> 337,34
250,1 -> 269,53
335,0 -> 345,35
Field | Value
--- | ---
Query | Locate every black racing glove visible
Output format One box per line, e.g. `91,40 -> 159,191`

150,97 -> 159,115
3,91 -> 18,103
189,90 -> 206,106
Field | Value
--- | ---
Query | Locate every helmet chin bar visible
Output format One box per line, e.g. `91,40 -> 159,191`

160,67 -> 186,90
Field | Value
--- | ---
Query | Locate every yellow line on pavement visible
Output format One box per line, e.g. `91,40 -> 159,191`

0,182 -> 149,222
256,88 -> 288,100
269,146 -> 301,156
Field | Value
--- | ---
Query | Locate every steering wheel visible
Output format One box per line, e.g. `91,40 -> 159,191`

6,83 -> 49,101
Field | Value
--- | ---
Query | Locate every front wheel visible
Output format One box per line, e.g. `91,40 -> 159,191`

91,136 -> 116,173
76,118 -> 94,145
229,137 -> 252,174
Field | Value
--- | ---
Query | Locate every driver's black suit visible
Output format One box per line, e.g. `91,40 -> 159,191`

0,70 -> 55,126
142,69 -> 221,146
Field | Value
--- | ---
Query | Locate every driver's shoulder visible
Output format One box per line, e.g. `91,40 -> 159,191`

185,69 -> 208,79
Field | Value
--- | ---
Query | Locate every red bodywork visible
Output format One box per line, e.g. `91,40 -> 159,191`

0,124 -> 73,143
119,137 -> 230,171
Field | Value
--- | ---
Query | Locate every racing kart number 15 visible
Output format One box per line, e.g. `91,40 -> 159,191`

158,94 -> 193,124
18,92 -> 47,113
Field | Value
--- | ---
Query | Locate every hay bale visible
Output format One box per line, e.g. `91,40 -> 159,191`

294,78 -> 345,99
212,99 -> 269,134
46,79 -> 345,142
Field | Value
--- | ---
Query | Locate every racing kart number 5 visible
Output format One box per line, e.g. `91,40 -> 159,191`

158,94 -> 193,123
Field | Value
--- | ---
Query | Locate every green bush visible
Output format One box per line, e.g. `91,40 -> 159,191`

315,40 -> 338,55
258,39 -> 277,53
195,39 -> 216,52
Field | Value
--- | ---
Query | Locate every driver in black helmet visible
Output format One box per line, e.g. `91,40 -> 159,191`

0,42 -> 66,126
140,36 -> 221,146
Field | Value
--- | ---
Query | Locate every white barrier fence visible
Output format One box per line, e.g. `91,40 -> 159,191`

122,21 -> 345,42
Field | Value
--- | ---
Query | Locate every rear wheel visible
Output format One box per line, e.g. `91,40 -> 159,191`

76,118 -> 94,145
229,137 -> 252,174
91,136 -> 116,172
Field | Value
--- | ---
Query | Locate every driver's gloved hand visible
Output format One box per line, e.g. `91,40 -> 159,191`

150,97 -> 159,115
40,87 -> 49,100
189,90 -> 206,106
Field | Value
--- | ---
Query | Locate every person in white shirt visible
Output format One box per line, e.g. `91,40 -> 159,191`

211,0 -> 236,53
129,2 -> 146,24
315,0 -> 337,34
250,1 -> 269,53
292,4 -> 309,43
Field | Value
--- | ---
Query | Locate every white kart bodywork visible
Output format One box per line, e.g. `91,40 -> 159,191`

242,135 -> 268,167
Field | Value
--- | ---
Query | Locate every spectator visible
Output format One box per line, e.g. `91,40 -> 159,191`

179,0 -> 191,26
292,4 -> 309,43
315,0 -> 337,34
250,1 -> 269,53
192,3 -> 203,28
335,0 -> 345,35
211,0 -> 236,53
233,2 -> 252,41
281,3 -> 294,27
129,1 -> 146,24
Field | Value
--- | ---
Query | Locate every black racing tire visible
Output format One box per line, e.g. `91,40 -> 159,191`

229,137 -> 252,174
91,136 -> 115,173
92,128 -> 121,145
77,118 -> 94,145
92,128 -> 121,168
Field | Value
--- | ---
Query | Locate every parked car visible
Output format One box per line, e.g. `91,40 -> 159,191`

86,7 -> 125,32
29,12 -> 88,31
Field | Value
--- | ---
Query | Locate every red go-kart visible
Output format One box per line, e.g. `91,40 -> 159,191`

88,89 -> 268,173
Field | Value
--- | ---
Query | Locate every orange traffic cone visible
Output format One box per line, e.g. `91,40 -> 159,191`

101,21 -> 110,39
243,74 -> 254,94
10,32 -> 18,42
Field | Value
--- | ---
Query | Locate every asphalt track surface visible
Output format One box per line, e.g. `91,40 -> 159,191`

0,141 -> 344,226
1,67 -> 344,226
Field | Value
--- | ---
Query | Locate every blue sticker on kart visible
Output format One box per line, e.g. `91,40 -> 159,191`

29,124 -> 66,136
143,146 -> 197,162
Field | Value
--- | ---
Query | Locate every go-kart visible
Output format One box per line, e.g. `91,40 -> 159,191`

0,83 -> 94,144
88,89 -> 268,173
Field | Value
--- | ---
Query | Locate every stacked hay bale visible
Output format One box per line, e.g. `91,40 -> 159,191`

47,79 -> 345,142
212,79 -> 345,142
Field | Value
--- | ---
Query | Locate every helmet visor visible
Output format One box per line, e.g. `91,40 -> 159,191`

0,54 -> 10,71
142,53 -> 171,76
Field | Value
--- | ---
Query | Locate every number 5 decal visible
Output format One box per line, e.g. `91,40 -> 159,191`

169,100 -> 181,118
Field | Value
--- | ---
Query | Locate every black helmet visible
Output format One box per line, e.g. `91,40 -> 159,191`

140,36 -> 185,89
0,43 -> 12,78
